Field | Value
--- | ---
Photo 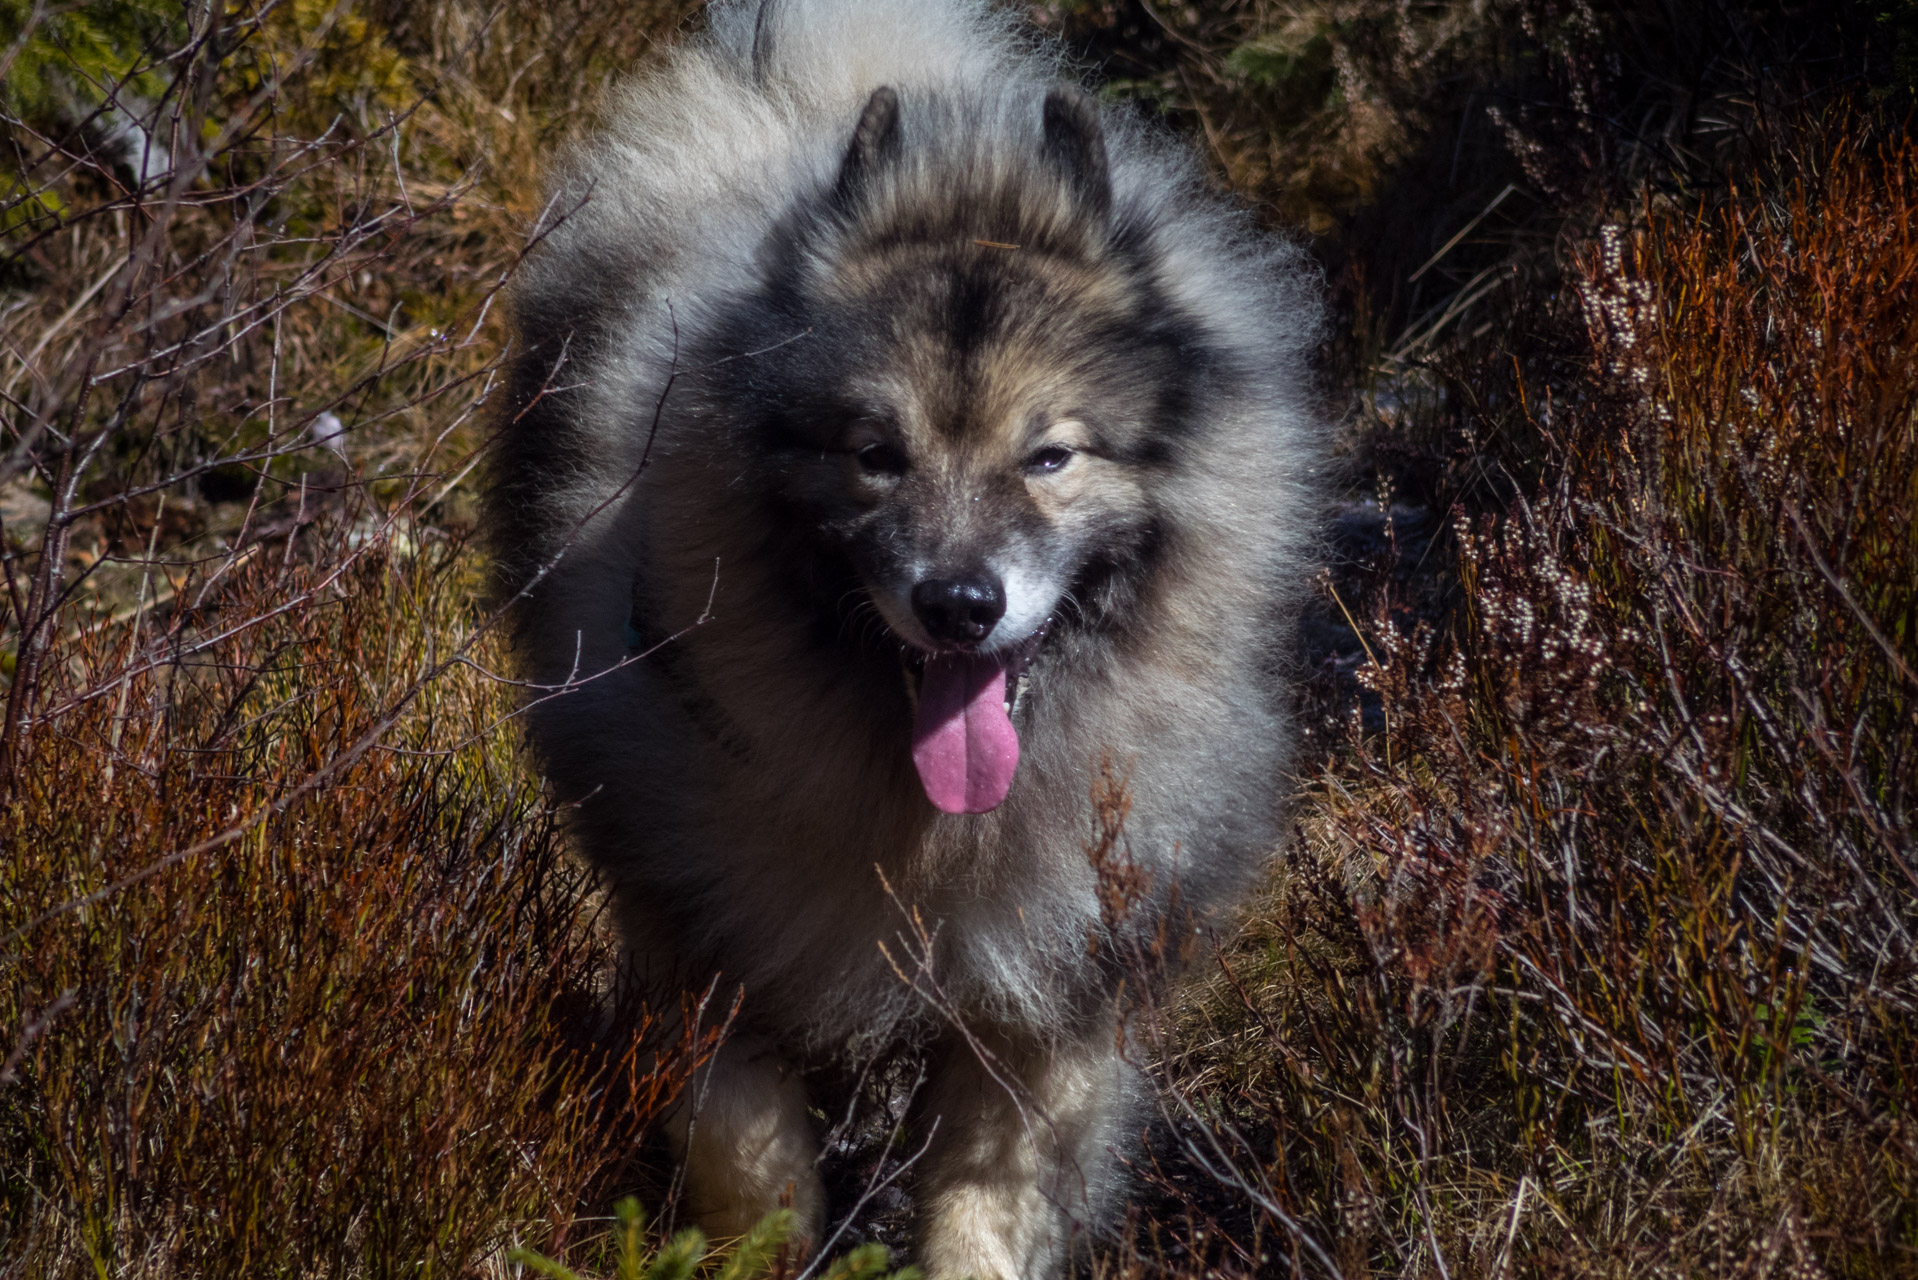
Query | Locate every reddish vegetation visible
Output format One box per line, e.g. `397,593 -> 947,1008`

1139,122 -> 1918,1279
3,535 -> 710,1273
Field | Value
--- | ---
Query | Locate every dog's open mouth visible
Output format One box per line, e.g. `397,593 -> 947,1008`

906,620 -> 1051,815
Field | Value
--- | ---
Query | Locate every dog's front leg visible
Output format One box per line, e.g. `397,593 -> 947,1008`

667,1033 -> 824,1250
913,1021 -> 1130,1280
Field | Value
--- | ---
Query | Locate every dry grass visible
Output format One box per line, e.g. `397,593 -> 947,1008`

0,3 -> 713,1274
2,529 -> 712,1277
4,1 -> 1915,1277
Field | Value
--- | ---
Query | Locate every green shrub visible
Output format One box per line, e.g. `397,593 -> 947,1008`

509,1201 -> 921,1280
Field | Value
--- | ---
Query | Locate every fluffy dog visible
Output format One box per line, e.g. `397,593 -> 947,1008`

490,1 -> 1322,1274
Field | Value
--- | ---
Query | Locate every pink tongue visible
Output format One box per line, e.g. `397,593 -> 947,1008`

911,653 -> 1020,814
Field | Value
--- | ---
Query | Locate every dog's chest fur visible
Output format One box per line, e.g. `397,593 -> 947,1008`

620,535 -> 1122,1051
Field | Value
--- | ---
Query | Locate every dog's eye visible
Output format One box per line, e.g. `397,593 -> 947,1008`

1024,445 -> 1074,474
857,442 -> 909,476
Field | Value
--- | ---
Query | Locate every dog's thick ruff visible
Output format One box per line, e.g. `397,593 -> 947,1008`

491,2 -> 1323,1274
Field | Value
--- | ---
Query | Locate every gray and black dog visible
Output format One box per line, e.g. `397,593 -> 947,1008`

489,2 -> 1323,1274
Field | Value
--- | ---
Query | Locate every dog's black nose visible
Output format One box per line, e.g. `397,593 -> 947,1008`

912,575 -> 1006,647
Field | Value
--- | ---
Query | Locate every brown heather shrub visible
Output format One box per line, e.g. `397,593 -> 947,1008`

1,3 -> 713,1276
1,528 -> 707,1277
1129,119 -> 1918,1279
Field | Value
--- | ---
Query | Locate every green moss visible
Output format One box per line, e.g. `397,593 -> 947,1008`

0,0 -> 180,122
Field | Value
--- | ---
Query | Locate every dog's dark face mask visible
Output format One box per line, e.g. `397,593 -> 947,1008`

710,86 -> 1207,812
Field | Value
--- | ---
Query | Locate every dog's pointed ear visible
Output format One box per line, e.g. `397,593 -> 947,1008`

1042,87 -> 1111,222
834,86 -> 902,207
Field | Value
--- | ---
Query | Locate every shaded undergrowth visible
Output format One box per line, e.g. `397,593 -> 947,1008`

1138,119 -> 1918,1279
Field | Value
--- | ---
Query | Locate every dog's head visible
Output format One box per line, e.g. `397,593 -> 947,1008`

701,86 -> 1214,810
